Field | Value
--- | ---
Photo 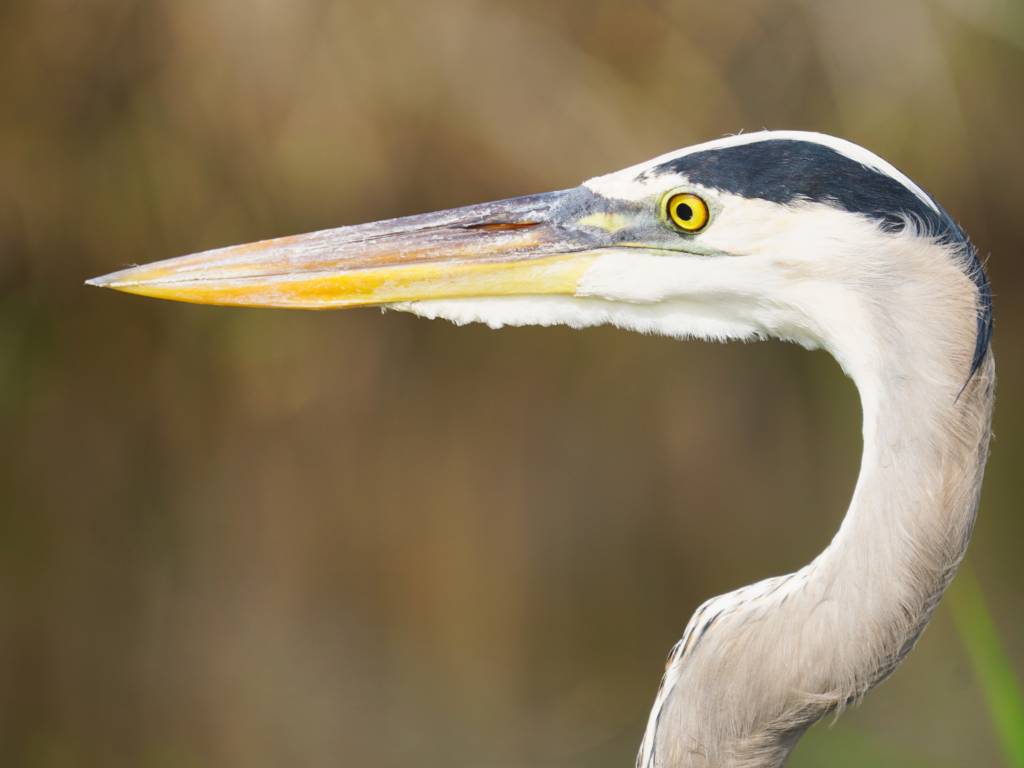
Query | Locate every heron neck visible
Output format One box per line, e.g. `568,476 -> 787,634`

640,238 -> 995,768
657,328 -> 992,768
819,345 -> 994,680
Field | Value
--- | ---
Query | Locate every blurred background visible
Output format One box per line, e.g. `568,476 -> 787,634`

0,0 -> 1022,766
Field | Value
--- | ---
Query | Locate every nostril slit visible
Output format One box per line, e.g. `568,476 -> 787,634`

464,222 -> 541,231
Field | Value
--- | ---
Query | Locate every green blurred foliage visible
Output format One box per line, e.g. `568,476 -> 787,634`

0,0 -> 1022,766
947,563 -> 1024,768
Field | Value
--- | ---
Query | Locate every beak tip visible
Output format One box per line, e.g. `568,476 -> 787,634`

86,266 -> 142,289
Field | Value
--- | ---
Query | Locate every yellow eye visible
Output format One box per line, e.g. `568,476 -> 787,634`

665,193 -> 709,232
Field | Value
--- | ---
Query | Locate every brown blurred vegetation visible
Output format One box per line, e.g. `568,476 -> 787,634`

0,0 -> 1023,766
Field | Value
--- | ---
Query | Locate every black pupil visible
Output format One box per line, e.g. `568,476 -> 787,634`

675,202 -> 693,222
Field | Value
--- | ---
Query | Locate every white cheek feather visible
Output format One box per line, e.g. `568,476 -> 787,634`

699,194 -> 818,255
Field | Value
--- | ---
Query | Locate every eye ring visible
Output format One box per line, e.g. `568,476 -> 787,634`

665,192 -> 710,232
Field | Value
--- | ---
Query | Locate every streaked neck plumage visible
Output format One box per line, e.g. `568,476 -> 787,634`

635,230 -> 994,768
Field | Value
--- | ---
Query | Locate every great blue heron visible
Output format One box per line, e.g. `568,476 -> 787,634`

88,131 -> 994,767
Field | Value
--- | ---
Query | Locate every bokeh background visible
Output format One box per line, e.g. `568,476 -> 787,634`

1,0 -> 1022,766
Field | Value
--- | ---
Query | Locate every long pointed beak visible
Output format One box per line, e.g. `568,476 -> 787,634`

87,188 -> 621,309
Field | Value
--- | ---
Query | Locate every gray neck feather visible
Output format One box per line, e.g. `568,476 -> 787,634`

644,240 -> 995,768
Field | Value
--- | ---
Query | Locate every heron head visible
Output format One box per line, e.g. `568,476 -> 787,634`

88,131 -> 990,380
